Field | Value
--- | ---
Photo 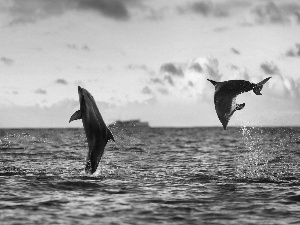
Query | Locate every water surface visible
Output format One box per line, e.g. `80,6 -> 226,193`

1,127 -> 300,224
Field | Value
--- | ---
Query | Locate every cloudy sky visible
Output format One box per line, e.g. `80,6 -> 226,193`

0,0 -> 300,128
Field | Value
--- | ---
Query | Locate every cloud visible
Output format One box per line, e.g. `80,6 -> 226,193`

295,11 -> 300,24
66,43 -> 78,50
260,62 -> 280,75
225,66 -> 250,80
1,57 -> 14,66
158,88 -> 169,95
178,0 -> 228,17
0,99 -> 79,128
186,1 -> 215,16
141,86 -> 152,95
189,61 -> 203,73
2,55 -> 300,127
147,56 -> 222,102
76,0 -> 130,20
258,61 -> 300,99
213,26 -> 230,32
3,0 -> 69,25
82,45 -> 90,51
231,47 -> 240,55
150,78 -> 164,85
164,75 -> 175,86
200,57 -> 222,80
148,56 -> 300,105
66,43 -> 91,51
0,98 -> 144,128
160,63 -> 184,77
3,0 -> 299,26
126,64 -> 155,75
140,56 -> 300,127
229,64 -> 239,70
34,88 -> 47,95
251,2 -> 284,24
126,64 -> 148,70
250,1 -> 300,25
263,74 -> 300,99
55,79 -> 68,85
177,0 -> 252,18
144,7 -> 166,21
217,61 -> 300,118
1,0 -> 141,25
285,43 -> 300,57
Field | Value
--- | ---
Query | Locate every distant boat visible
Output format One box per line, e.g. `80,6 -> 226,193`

109,119 -> 149,128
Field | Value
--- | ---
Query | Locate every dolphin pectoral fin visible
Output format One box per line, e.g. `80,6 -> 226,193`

236,103 -> 245,111
106,128 -> 115,142
69,110 -> 82,123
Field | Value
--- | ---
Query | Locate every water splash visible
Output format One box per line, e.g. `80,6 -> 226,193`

235,125 -> 297,182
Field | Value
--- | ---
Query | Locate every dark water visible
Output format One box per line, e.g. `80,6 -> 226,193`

1,126 -> 300,225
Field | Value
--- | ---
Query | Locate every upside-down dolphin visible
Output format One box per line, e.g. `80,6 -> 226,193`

69,86 -> 115,174
207,77 -> 271,130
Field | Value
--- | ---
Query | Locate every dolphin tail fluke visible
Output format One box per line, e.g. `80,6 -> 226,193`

107,128 -> 115,142
207,79 -> 218,86
253,77 -> 271,95
85,156 -> 99,175
69,110 -> 82,123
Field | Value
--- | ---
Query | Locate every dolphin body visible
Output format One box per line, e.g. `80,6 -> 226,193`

69,86 -> 115,174
207,77 -> 271,130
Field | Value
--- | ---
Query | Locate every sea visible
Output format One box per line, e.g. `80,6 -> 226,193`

0,126 -> 300,225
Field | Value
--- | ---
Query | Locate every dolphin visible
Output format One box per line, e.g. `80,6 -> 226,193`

69,86 -> 115,174
207,77 -> 271,130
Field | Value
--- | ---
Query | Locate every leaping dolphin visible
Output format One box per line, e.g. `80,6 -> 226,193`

207,77 -> 271,130
69,86 -> 115,174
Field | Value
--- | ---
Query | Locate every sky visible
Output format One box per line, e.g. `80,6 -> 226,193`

0,0 -> 300,128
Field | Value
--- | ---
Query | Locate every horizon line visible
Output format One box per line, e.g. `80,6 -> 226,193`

0,125 -> 299,129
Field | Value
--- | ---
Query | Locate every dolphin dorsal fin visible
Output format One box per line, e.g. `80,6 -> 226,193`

69,110 -> 82,123
106,128 -> 115,142
207,79 -> 218,86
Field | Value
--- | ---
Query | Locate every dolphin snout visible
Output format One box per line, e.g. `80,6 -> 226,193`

78,86 -> 83,95
78,86 -> 83,100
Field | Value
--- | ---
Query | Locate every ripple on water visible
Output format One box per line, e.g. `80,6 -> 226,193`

1,127 -> 300,225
